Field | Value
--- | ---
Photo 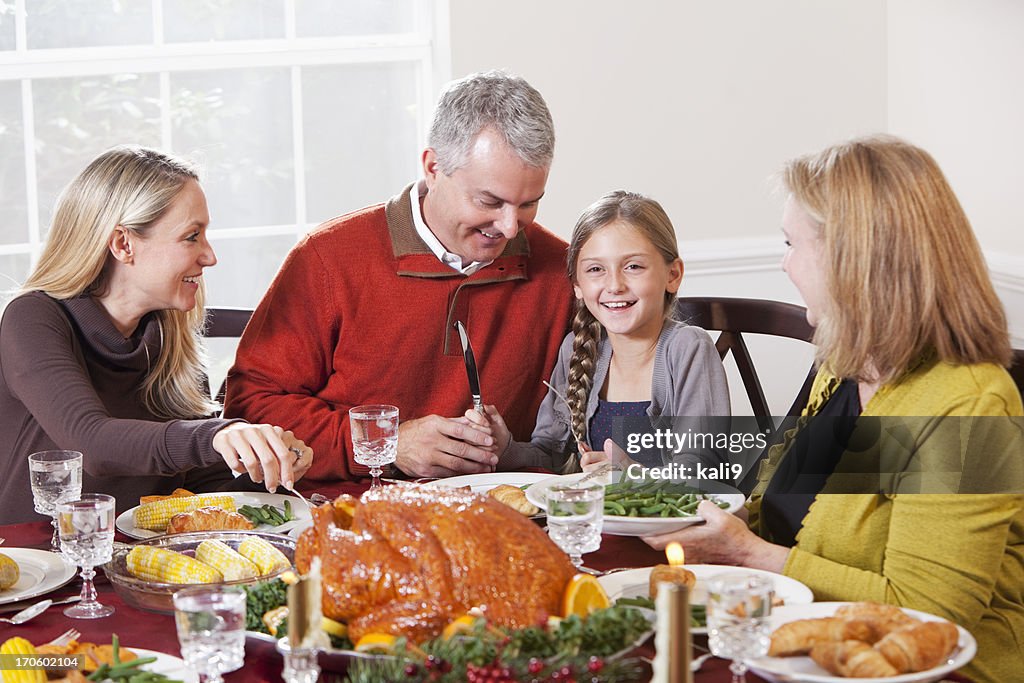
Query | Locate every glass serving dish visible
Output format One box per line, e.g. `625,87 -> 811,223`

102,530 -> 295,614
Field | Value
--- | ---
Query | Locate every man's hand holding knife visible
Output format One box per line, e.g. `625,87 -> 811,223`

390,321 -> 501,479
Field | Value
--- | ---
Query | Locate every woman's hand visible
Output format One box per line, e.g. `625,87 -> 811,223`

463,405 -> 512,456
212,423 -> 312,492
641,500 -> 790,573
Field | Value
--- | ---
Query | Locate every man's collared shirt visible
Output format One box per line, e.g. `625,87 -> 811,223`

410,180 -> 491,276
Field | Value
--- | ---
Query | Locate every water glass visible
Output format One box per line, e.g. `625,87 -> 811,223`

545,482 -> 604,567
56,493 -> 115,619
349,404 -> 399,488
29,450 -> 83,552
174,586 -> 247,683
707,574 -> 774,683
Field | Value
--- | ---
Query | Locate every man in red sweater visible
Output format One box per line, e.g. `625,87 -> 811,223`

224,71 -> 574,482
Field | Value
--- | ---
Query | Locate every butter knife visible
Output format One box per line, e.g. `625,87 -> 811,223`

453,320 -> 484,414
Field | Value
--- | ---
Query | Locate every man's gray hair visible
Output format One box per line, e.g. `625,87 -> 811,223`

428,70 -> 554,174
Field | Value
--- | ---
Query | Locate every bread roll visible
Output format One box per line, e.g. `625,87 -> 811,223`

769,617 -> 874,657
811,640 -> 900,677
488,484 -> 539,516
166,506 -> 255,534
875,620 -> 960,673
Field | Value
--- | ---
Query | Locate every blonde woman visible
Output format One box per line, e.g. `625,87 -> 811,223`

644,137 -> 1024,683
468,190 -> 730,472
0,146 -> 312,524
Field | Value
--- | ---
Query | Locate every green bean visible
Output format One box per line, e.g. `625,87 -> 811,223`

604,501 -> 627,516
639,503 -> 667,515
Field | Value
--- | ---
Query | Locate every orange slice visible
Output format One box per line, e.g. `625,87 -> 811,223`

562,573 -> 610,618
441,615 -> 478,640
354,633 -> 399,654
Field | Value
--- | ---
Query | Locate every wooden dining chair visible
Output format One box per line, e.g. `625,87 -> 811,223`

203,307 -> 254,403
1010,348 -> 1024,400
674,297 -> 817,434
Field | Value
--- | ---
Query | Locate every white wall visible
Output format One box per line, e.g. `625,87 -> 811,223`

887,0 -> 1024,344
449,0 -> 888,244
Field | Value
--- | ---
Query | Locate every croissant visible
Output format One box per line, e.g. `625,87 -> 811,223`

875,621 -> 960,673
488,485 -> 539,516
166,506 -> 255,534
811,640 -> 900,678
769,617 -> 875,657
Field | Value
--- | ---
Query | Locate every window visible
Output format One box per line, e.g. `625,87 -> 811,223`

0,0 -> 450,308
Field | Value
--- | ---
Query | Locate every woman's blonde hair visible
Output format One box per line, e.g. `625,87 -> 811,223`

781,135 -> 1011,382
21,145 -> 218,419
563,190 -> 681,471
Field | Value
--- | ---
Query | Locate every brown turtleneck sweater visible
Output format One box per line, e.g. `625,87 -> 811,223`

0,291 -> 240,524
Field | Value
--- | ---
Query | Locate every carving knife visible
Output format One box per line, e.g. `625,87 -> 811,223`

454,320 -> 484,414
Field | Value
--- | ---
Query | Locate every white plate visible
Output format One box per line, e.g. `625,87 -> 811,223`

525,473 -> 746,536
0,548 -> 77,605
598,565 -> 814,635
116,491 -> 313,540
130,648 -> 198,683
427,471 -> 554,493
746,602 -> 977,683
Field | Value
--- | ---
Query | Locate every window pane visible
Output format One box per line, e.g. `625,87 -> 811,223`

203,233 -> 295,308
164,0 -> 285,43
0,253 -> 32,300
296,0 -> 415,37
302,62 -> 418,223
33,74 -> 161,232
171,68 -> 295,230
0,82 -> 27,244
26,0 -> 151,49
0,4 -> 15,50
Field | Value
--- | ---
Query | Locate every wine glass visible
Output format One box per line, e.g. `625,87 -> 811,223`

56,493 -> 115,619
28,450 -> 83,552
706,574 -> 774,683
545,482 -> 604,568
174,585 -> 247,683
349,404 -> 399,488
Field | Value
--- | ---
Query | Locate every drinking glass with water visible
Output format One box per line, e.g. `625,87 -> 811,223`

545,482 -> 604,568
29,450 -> 83,552
57,493 -> 115,619
707,574 -> 774,683
173,585 -> 247,683
349,404 -> 399,489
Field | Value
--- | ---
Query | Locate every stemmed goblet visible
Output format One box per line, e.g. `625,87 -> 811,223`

56,493 -> 115,619
28,450 -> 83,552
173,585 -> 247,683
545,482 -> 604,568
349,404 -> 399,488
706,574 -> 774,683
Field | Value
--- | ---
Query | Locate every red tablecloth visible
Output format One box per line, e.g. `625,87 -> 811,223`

0,480 -> 971,683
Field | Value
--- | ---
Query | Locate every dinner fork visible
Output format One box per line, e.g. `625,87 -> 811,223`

46,628 -> 80,648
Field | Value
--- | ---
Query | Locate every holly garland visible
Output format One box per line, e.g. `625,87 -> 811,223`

344,606 -> 650,683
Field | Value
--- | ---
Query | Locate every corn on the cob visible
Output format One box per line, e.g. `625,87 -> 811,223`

133,495 -> 236,531
0,637 -> 46,683
195,540 -> 258,581
126,546 -> 223,584
237,536 -> 291,575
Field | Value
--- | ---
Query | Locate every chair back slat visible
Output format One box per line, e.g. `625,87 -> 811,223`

203,307 -> 254,404
674,297 -> 816,423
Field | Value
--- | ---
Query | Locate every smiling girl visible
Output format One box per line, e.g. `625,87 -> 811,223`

470,190 -> 730,472
0,146 -> 312,524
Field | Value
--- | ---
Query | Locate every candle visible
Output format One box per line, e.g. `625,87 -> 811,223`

649,542 -> 696,598
650,582 -> 693,683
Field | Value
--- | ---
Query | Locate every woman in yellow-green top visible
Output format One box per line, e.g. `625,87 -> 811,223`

643,136 -> 1024,683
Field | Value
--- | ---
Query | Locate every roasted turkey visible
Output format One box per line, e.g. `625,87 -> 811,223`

294,484 -> 575,643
